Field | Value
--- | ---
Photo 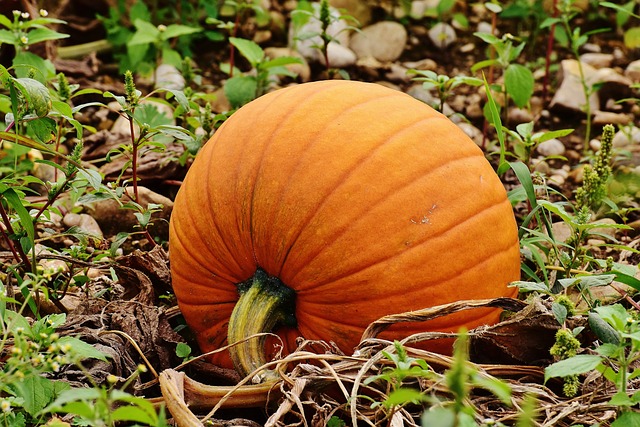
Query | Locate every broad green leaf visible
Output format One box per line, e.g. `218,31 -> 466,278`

224,75 -> 257,108
624,27 -> 640,49
111,405 -> 157,424
383,388 -> 428,407
612,411 -> 640,427
552,302 -> 568,324
0,29 -> 15,44
10,375 -> 57,416
57,336 -> 109,361
1,187 -> 34,243
27,117 -> 56,143
14,77 -> 51,117
24,28 -> 69,45
0,15 -> 12,29
51,100 -> 73,117
128,19 -> 160,46
544,354 -> 603,382
422,407 -> 456,427
229,37 -> 264,66
162,24 -> 202,40
505,64 -> 534,108
77,168 -> 103,190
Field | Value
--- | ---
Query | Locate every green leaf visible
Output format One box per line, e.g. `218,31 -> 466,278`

77,168 -> 103,190
0,15 -> 12,29
162,24 -> 202,40
224,75 -> 257,108
229,37 -> 264,66
0,29 -> 16,44
57,336 -> 109,361
14,77 -> 52,117
624,27 -> 640,49
544,354 -> 603,382
612,411 -> 640,427
111,405 -> 157,424
12,51 -> 52,82
473,374 -> 511,404
505,64 -> 534,108
588,311 -> 622,345
509,161 -> 538,210
422,407 -> 456,427
10,375 -> 57,416
24,28 -> 69,45
27,117 -> 56,143
128,19 -> 160,46
176,342 -> 192,358
1,187 -> 35,244
552,302 -> 568,324
383,388 -> 428,407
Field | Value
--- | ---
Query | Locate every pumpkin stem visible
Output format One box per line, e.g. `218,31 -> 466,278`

228,268 -> 296,382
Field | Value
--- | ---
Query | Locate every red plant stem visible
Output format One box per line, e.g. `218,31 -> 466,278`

129,118 -> 139,204
542,0 -> 559,101
0,200 -> 31,271
229,13 -> 241,78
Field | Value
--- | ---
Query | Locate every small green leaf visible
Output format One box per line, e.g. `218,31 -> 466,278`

589,311 -> 622,346
57,336 -> 109,361
505,64 -> 534,108
612,411 -> 640,427
224,75 -> 257,108
229,37 -> 264,66
544,354 -> 603,382
14,77 -> 52,117
162,24 -> 202,40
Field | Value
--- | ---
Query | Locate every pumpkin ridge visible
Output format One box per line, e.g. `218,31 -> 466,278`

297,193 -> 516,293
286,152 -> 500,286
246,87 -> 379,272
277,115 -> 446,275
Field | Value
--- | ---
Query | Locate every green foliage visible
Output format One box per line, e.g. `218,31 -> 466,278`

223,37 -> 302,108
408,70 -> 482,113
575,125 -> 614,212
0,9 -> 69,54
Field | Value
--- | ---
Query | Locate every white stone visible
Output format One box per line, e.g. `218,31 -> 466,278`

625,59 -> 640,82
289,3 -> 356,67
613,127 -> 640,147
350,21 -> 407,62
428,22 -> 456,50
549,59 -> 599,114
155,64 -> 185,91
536,138 -> 566,157
264,47 -> 311,82
580,53 -> 613,69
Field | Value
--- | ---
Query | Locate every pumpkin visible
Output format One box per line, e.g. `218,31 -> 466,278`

169,80 -> 520,378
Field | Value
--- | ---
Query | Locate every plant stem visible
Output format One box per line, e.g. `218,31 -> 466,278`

228,268 -> 296,381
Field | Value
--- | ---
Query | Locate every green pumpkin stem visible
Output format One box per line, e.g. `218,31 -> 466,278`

228,268 -> 296,382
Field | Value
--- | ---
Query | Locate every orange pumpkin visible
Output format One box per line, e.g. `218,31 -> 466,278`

169,80 -> 520,377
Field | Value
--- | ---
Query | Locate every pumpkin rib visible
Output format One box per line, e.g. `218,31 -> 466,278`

250,90 -> 405,278
296,200 -> 518,303
300,232 -> 518,310
246,86 -> 355,270
276,114 -> 448,276
287,154 -> 509,288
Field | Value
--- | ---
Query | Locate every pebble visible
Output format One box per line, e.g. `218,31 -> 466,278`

536,138 -> 566,157
580,53 -> 614,69
403,58 -> 437,71
456,122 -> 483,146
592,110 -> 632,126
508,107 -> 534,124
624,59 -> 640,82
350,21 -> 408,62
550,59 -> 599,114
428,22 -> 456,49
476,21 -> 494,34
154,64 -> 185,91
613,127 -> 640,147
386,63 -> 411,82
63,213 -> 104,239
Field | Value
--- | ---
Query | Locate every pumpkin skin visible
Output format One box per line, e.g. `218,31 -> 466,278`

169,80 -> 520,369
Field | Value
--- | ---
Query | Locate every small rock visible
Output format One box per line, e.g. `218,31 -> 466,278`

86,186 -> 173,241
508,107 -> 534,124
550,59 -> 599,114
459,43 -> 475,53
465,93 -> 484,119
111,100 -> 175,137
580,53 -> 613,69
592,111 -> 632,126
253,30 -> 271,45
290,3 -> 356,67
456,122 -> 483,146
403,58 -> 437,71
536,138 -> 566,157
548,174 -> 565,186
264,47 -> 311,82
386,63 -> 411,82
428,22 -> 456,49
350,21 -> 408,62
210,87 -> 232,113
589,138 -> 601,151
476,21 -> 493,34
552,221 -> 572,243
155,64 -> 185,91
594,67 -> 633,95
407,83 -> 438,108
329,0 -> 372,26
624,59 -> 640,83
581,42 -> 601,53
613,127 -> 640,148
63,213 -> 104,239
590,218 -> 618,239
531,159 -> 550,175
